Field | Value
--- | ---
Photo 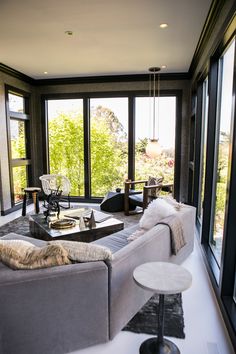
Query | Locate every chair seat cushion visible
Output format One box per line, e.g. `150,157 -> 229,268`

129,194 -> 144,207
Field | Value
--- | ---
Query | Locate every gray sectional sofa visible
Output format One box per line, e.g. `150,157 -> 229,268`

0,204 -> 195,354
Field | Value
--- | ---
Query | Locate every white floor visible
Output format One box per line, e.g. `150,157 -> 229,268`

0,206 -> 235,354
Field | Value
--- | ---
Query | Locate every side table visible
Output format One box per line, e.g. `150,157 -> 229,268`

22,187 -> 41,216
133,262 -> 192,354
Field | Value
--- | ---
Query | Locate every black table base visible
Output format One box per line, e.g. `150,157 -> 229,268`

139,294 -> 180,354
140,337 -> 180,354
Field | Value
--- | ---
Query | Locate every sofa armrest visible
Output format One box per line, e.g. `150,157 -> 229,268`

0,261 -> 109,354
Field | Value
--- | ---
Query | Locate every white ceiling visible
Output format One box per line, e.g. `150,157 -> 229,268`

0,0 -> 212,79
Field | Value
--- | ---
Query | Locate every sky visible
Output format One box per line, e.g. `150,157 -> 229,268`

48,96 -> 176,149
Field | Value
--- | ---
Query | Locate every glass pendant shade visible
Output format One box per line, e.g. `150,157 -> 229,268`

146,139 -> 162,158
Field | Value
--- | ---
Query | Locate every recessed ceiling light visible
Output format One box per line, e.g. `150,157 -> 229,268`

65,30 -> 73,36
44,71 -> 48,74
160,23 -> 168,29
161,65 -> 167,69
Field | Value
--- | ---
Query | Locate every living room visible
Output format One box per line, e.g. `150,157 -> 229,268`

0,0 -> 236,353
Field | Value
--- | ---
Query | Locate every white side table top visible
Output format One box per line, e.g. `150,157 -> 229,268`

133,262 -> 192,295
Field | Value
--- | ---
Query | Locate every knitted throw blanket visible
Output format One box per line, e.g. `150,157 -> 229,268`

157,215 -> 186,255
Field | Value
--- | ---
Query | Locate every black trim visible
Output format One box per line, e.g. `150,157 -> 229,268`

201,58 -> 219,245
189,0 -> 227,76
84,98 -> 90,198
0,63 -> 34,84
174,91 -> 182,201
34,72 -> 190,85
192,82 -> 203,208
41,89 -> 181,202
0,62 -> 189,85
41,100 -> 49,173
1,203 -> 23,215
128,96 -> 135,180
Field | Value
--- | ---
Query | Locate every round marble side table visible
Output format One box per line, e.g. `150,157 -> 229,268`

133,262 -> 192,354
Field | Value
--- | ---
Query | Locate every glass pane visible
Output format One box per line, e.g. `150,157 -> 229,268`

48,99 -> 84,197
9,93 -> 24,113
197,79 -> 209,220
233,269 -> 236,304
211,40 -> 235,265
135,97 -> 176,184
90,98 -> 128,197
13,166 -> 27,203
10,120 -> 26,159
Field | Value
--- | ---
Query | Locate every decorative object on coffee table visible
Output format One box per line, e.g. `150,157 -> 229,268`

50,219 -> 76,229
133,262 -> 192,354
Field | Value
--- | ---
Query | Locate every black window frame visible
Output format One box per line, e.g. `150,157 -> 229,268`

190,32 -> 236,345
5,85 -> 32,207
41,89 -> 182,202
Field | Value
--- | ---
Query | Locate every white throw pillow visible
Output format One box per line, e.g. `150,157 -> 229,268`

139,198 -> 177,230
49,240 -> 113,262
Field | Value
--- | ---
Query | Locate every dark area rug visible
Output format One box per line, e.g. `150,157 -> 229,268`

0,216 -> 31,237
0,205 -> 141,238
123,293 -> 185,338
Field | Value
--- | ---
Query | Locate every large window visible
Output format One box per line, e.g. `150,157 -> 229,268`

135,96 -> 176,183
197,78 -> 209,222
210,40 -> 235,265
45,93 -> 179,201
90,98 -> 128,197
6,88 -> 31,205
47,99 -> 84,197
190,33 -> 236,343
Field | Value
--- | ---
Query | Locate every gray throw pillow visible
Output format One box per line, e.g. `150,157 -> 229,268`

48,240 -> 113,262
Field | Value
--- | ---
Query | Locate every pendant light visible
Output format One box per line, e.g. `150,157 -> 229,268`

146,67 -> 162,158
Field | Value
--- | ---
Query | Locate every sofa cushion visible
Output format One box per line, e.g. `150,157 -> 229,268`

93,224 -> 139,253
0,239 -> 71,270
48,240 -> 113,262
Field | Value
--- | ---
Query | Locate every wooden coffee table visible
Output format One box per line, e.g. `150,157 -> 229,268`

29,209 -> 124,242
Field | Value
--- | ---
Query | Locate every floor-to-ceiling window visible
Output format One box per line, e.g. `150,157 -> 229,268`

210,40 -> 235,266
190,31 -> 236,344
90,98 -> 128,197
47,99 -> 84,197
45,92 -> 179,201
6,87 -> 31,205
135,96 -> 176,184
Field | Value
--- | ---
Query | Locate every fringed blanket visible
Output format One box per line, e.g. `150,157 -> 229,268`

157,214 -> 186,255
